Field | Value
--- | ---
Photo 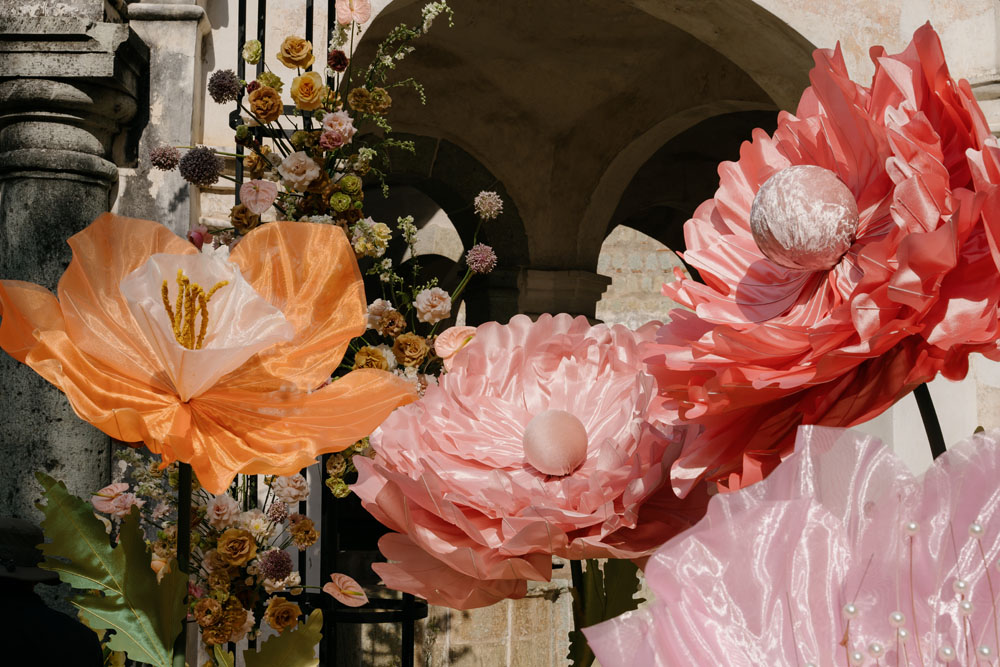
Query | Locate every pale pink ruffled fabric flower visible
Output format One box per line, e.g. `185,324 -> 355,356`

586,426 -> 1000,666
354,314 -> 710,609
433,325 -> 475,371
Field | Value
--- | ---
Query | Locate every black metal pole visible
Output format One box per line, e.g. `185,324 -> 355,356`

914,383 -> 947,459
401,593 -> 416,666
172,462 -> 193,667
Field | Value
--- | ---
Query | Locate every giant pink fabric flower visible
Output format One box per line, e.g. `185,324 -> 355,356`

354,314 -> 710,609
644,24 -> 999,496
585,426 -> 1000,666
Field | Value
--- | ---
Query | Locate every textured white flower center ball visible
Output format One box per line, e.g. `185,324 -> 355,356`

522,409 -> 588,476
750,164 -> 860,271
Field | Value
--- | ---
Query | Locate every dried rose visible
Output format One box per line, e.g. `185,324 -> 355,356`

216,528 -> 257,567
276,36 -> 315,70
249,86 -> 283,123
393,332 -> 429,367
229,204 -> 261,235
264,596 -> 302,634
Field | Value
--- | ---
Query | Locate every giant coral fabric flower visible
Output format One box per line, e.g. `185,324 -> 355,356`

353,314 -> 710,610
0,213 -> 415,493
585,426 -> 1000,667
644,24 -> 998,496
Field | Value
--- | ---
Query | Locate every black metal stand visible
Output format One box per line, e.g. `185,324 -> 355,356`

172,462 -> 192,667
913,383 -> 947,460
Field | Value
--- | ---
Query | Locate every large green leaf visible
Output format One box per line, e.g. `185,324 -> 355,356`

34,472 -> 187,667
244,610 -> 323,667
567,559 -> 645,667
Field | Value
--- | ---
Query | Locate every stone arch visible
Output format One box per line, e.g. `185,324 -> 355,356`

362,132 -> 529,324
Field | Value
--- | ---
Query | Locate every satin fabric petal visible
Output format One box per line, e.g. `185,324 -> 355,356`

0,214 -> 417,494
585,426 -> 1000,667
222,221 -> 366,392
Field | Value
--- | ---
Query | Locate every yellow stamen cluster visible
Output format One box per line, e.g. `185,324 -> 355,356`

161,269 -> 228,350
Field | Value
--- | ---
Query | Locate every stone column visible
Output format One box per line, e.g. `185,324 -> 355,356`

517,268 -> 612,322
115,1 -> 210,235
0,14 -> 148,519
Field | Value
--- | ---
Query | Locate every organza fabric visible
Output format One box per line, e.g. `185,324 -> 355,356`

354,314 -> 710,609
0,213 -> 416,493
644,24 -> 1000,497
585,426 -> 1000,667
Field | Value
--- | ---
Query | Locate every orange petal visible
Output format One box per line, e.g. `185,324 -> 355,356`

323,573 -> 368,607
59,213 -> 196,392
0,280 -> 185,443
224,222 -> 366,392
185,369 -> 416,493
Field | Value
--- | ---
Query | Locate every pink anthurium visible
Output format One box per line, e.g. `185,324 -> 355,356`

323,573 -> 368,607
336,0 -> 372,26
239,179 -> 278,215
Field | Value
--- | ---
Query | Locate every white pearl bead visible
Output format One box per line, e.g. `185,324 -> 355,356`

868,641 -> 885,658
970,522 -> 984,538
960,600 -> 974,615
849,650 -> 865,665
843,603 -> 859,620
978,645 -> 993,658
904,520 -> 920,536
898,628 -> 910,641
953,579 -> 969,595
938,645 -> 956,662
889,611 -> 906,627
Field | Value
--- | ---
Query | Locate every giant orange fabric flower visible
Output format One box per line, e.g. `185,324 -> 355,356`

0,213 -> 416,493
644,25 -> 1000,496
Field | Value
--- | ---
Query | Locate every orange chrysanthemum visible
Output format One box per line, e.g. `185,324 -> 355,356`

0,213 -> 416,493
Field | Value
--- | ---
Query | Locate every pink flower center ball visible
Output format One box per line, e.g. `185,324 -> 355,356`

521,409 -> 588,476
749,165 -> 860,271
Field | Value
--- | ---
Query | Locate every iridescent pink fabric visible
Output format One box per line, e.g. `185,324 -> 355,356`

585,426 -> 1000,666
354,314 -> 710,609
644,24 -> 999,496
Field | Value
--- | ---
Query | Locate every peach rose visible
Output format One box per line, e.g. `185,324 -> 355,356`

276,36 -> 315,69
277,151 -> 321,191
290,71 -> 328,111
205,493 -> 240,530
392,333 -> 429,368
271,474 -> 309,504
414,287 -> 451,324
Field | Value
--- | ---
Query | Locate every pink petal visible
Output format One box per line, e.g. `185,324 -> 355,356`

336,0 -> 371,26
239,180 -> 278,215
323,573 -> 368,607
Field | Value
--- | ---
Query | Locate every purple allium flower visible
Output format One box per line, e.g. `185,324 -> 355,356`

266,502 -> 289,523
465,243 -> 497,274
258,548 -> 293,582
473,191 -> 503,221
149,144 -> 181,171
208,69 -> 242,104
178,146 -> 225,187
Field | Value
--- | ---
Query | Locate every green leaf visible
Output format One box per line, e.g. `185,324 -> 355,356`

244,609 -> 323,667
34,472 -> 187,667
567,559 -> 645,667
213,645 -> 236,667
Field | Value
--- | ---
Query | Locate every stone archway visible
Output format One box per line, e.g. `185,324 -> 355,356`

354,0 -> 816,319
363,132 -> 529,324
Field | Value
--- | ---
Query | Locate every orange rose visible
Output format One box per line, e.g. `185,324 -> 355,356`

248,86 -> 283,123
290,72 -> 328,111
276,36 -> 315,69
